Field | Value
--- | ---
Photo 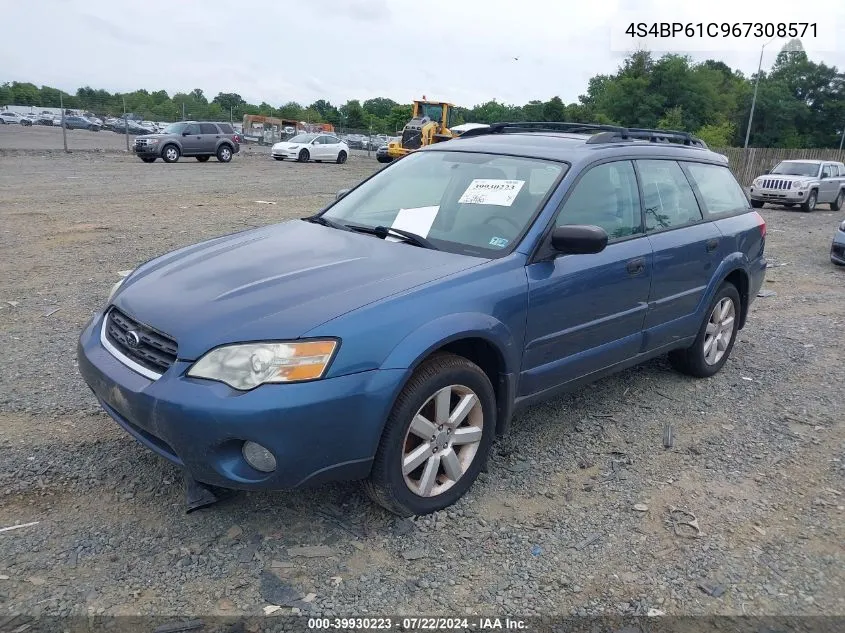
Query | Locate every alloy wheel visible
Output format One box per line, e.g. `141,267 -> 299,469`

703,297 -> 736,365
401,384 -> 483,497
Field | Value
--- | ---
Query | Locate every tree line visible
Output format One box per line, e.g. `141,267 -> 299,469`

2,46 -> 842,148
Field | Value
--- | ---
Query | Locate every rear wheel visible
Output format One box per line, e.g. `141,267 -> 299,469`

297,149 -> 310,162
162,144 -> 180,163
336,150 -> 347,164
140,157 -> 156,163
668,283 -> 741,378
801,190 -> 817,212
196,156 -> 210,162
364,353 -> 495,517
216,145 -> 232,163
750,200 -> 764,209
831,190 -> 844,212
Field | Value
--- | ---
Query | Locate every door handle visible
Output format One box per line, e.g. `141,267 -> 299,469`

706,238 -> 719,253
626,257 -> 646,275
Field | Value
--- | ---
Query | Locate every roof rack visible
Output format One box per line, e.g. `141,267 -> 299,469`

458,121 -> 709,149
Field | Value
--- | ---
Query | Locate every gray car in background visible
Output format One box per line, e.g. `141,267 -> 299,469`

749,159 -> 845,212
133,121 -> 241,164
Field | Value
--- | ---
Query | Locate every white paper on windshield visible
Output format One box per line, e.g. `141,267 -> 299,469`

458,179 -> 525,206
387,205 -> 440,240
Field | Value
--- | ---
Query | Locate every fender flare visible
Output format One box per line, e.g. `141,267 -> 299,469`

698,253 -> 752,327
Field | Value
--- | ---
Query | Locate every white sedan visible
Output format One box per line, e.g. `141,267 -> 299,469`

0,111 -> 29,125
271,133 -> 349,164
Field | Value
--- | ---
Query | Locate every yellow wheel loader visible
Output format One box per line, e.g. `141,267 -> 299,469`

387,99 -> 457,159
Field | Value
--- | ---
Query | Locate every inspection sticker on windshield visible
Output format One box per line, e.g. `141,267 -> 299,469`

459,179 -> 525,206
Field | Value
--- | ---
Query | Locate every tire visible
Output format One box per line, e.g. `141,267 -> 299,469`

364,353 -> 496,517
750,199 -> 764,209
196,156 -> 210,162
161,144 -> 180,163
831,190 -> 844,212
297,149 -> 309,162
216,145 -> 232,163
140,157 -> 156,163
668,283 -> 741,378
377,156 -> 393,164
800,190 -> 817,212
336,150 -> 347,164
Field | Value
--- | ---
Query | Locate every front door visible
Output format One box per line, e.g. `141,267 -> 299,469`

819,163 -> 837,203
180,123 -> 202,155
636,159 -> 722,350
522,160 -> 653,397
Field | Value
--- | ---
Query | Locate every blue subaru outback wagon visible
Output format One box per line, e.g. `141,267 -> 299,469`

77,122 -> 767,516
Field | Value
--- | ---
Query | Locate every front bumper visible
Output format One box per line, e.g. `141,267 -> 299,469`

748,187 -> 808,203
76,311 -> 404,490
831,231 -> 845,265
271,148 -> 302,159
133,144 -> 160,156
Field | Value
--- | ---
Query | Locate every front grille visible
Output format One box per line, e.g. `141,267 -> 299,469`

105,308 -> 177,375
402,128 -> 422,150
761,179 -> 792,190
833,244 -> 845,258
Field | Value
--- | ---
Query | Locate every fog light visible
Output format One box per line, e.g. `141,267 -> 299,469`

242,441 -> 277,473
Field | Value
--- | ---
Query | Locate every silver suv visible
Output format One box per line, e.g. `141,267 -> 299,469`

749,159 -> 845,212
134,121 -> 241,164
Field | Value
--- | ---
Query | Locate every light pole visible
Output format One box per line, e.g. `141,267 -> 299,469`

743,38 -> 774,149
839,124 -> 844,152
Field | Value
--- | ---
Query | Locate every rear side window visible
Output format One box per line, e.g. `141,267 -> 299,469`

682,162 -> 749,216
199,123 -> 218,134
637,160 -> 702,232
556,160 -> 643,241
217,123 -> 234,134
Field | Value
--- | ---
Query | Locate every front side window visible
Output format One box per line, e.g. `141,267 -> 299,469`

637,160 -> 702,231
555,161 -> 642,241
419,103 -> 444,123
821,164 -> 833,178
323,151 -> 566,256
184,124 -> 200,135
682,162 -> 749,216
288,133 -> 317,144
162,122 -> 186,134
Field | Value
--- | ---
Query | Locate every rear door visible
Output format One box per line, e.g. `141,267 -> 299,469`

198,123 -> 220,154
637,159 -> 722,351
522,160 -> 653,396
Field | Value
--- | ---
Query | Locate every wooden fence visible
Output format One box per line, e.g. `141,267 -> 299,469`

712,147 -> 845,186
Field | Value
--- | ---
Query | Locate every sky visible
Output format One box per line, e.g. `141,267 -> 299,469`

2,0 -> 844,108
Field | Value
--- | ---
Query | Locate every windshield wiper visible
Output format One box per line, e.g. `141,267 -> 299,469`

347,224 -> 438,250
302,214 -> 350,231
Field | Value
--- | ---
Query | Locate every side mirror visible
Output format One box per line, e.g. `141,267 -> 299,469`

182,131 -> 190,136
550,225 -> 608,255
336,189 -> 350,201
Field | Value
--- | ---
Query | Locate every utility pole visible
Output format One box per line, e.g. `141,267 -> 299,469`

744,39 -> 774,149
182,102 -> 186,121
839,123 -> 845,152
230,106 -> 233,125
122,95 -> 129,151
60,92 -> 68,153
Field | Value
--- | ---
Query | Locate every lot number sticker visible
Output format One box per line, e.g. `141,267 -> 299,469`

459,179 -> 525,207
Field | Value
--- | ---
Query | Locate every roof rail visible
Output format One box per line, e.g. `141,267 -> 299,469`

458,120 -> 709,148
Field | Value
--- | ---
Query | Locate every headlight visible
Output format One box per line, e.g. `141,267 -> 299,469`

187,340 -> 338,390
107,270 -> 134,302
794,181 -> 808,190
753,178 -> 762,186
287,145 -> 298,149
147,138 -> 159,144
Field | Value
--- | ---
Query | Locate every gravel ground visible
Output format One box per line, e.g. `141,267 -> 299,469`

0,143 -> 843,621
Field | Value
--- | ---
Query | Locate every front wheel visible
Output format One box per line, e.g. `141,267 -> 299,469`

801,190 -> 817,212
297,149 -> 309,162
336,150 -> 347,164
196,156 -> 210,162
668,283 -> 741,378
831,190 -> 844,212
364,353 -> 495,517
161,144 -> 180,163
750,199 -> 764,209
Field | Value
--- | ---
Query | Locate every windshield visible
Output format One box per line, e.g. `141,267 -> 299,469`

770,161 -> 820,177
288,133 -> 317,144
419,103 -> 444,122
162,122 -> 186,134
322,150 -> 566,257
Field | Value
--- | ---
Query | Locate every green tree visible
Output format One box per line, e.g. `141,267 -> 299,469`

340,99 -> 365,129
363,97 -> 398,119
10,82 -> 40,105
542,96 -> 566,122
657,105 -> 685,131
695,121 -> 735,147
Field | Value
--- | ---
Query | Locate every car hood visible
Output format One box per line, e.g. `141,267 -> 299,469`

272,141 -> 303,150
113,220 -> 483,359
760,174 -> 816,182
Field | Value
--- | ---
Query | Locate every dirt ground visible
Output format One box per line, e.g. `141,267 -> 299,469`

0,133 -> 843,622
